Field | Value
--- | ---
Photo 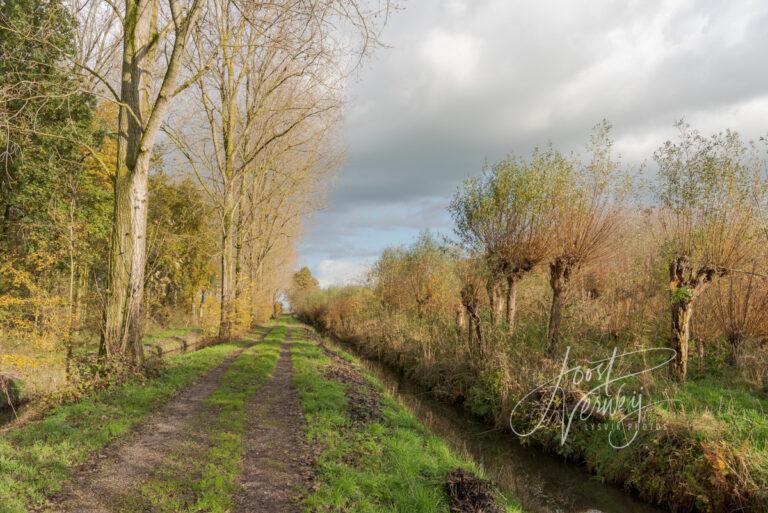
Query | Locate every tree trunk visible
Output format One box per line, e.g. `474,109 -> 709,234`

466,305 -> 483,358
233,227 -> 243,326
66,197 -> 77,376
102,164 -> 150,362
199,289 -> 206,324
670,299 -> 693,380
505,274 -> 518,334
217,53 -> 240,339
233,176 -> 245,327
547,287 -> 565,351
487,278 -> 503,325
726,332 -> 743,366
100,0 -> 158,363
474,310 -> 484,354
546,256 -> 573,352
461,283 -> 483,357
455,304 -> 466,337
219,208 -> 236,340
667,256 -> 723,381
74,266 -> 85,326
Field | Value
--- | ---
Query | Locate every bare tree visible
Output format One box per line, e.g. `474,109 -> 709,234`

238,132 -> 337,325
456,258 -> 486,358
34,0 -> 211,361
168,0 -> 386,339
2,0 -> 391,354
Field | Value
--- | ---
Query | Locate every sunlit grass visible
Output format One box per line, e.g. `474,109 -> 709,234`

290,332 -> 522,513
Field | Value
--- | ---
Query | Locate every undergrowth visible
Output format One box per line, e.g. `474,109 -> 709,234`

305,313 -> 768,513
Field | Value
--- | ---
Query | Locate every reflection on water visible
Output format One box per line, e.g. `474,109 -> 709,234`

338,342 -> 667,513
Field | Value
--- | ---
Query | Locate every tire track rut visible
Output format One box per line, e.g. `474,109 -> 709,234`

233,327 -> 313,513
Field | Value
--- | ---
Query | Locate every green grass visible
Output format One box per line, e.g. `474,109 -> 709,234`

329,317 -> 768,512
649,371 -> 768,503
289,323 -> 522,513
655,373 -> 768,450
119,327 -> 285,513
2,318 -> 525,512
0,338 -> 254,513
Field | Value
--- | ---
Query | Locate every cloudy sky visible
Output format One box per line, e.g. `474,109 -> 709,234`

298,0 -> 768,288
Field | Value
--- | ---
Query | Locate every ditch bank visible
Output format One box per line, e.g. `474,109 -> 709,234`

291,322 -> 521,513
301,320 -> 762,513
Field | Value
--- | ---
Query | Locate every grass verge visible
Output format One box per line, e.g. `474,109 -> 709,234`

0,337 -> 256,513
289,322 -> 522,513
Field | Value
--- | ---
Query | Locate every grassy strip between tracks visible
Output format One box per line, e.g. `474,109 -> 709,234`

117,325 -> 285,512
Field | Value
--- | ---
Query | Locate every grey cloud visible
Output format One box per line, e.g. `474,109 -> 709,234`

299,0 -> 768,283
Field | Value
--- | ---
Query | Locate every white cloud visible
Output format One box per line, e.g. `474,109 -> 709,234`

446,0 -> 467,17
420,29 -> 481,85
315,259 -> 371,288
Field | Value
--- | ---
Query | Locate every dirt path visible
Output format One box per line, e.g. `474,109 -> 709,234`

233,327 -> 313,513
48,329 -> 271,513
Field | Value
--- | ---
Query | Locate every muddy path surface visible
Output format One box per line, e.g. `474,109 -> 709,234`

233,327 -> 313,513
46,329 -> 271,513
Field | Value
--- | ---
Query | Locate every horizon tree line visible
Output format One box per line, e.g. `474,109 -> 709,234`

291,121 -> 768,382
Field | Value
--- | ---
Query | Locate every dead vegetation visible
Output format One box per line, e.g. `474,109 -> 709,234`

324,361 -> 382,425
445,468 -> 504,513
